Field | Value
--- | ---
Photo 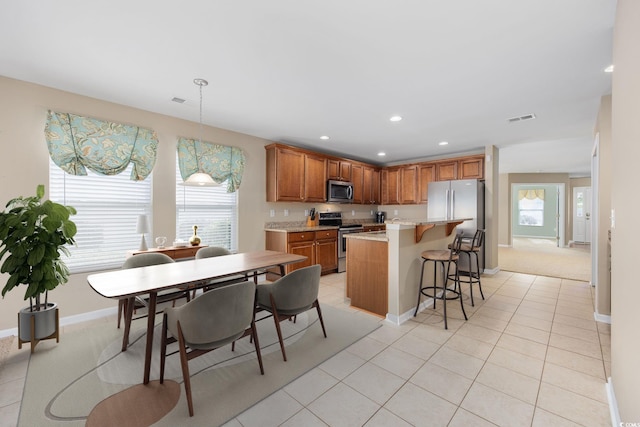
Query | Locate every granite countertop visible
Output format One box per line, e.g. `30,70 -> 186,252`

264,225 -> 339,232
344,231 -> 389,242
384,217 -> 472,226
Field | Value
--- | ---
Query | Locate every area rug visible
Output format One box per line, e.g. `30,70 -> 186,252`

19,305 -> 380,427
499,237 -> 591,282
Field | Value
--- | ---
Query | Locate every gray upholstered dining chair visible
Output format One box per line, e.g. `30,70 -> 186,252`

256,264 -> 326,362
194,246 -> 252,296
159,280 -> 264,417
118,253 -> 190,350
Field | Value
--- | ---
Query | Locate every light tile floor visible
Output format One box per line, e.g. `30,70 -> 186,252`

0,271 -> 612,427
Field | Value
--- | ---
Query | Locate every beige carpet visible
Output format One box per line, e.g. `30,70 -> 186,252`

19,305 -> 380,427
499,237 -> 591,282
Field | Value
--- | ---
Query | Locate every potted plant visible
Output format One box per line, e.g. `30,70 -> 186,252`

0,184 -> 77,351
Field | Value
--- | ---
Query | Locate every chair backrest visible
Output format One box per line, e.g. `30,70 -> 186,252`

449,233 -> 464,260
472,229 -> 485,249
195,246 -> 232,259
166,280 -> 256,346
269,264 -> 321,312
122,253 -> 174,269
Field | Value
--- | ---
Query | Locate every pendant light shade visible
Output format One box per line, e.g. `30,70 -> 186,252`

183,78 -> 220,187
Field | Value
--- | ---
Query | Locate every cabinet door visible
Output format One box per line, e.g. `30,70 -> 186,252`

459,156 -> 484,180
287,241 -> 314,273
400,166 -> 418,204
381,168 -> 400,205
328,159 -> 352,181
371,169 -> 380,204
418,164 -> 435,204
362,167 -> 380,205
436,161 -> 457,181
315,238 -> 337,273
351,164 -> 364,204
304,154 -> 327,202
274,148 -> 305,201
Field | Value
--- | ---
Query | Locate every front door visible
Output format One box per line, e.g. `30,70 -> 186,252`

573,186 -> 592,243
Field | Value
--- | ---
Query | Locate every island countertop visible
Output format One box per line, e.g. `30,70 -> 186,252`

345,231 -> 389,242
384,217 -> 472,226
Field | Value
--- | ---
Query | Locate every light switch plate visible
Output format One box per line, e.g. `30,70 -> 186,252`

269,209 -> 275,218
284,209 -> 289,217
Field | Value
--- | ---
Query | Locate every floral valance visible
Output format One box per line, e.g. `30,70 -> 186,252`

177,137 -> 245,193
45,110 -> 158,181
518,189 -> 545,201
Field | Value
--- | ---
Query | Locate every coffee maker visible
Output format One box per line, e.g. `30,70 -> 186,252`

375,211 -> 386,223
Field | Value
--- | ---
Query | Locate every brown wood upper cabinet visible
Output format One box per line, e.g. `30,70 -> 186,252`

363,166 -> 380,205
381,168 -> 400,205
266,144 -> 326,202
436,155 -> 484,181
327,159 -> 352,182
418,164 -> 435,203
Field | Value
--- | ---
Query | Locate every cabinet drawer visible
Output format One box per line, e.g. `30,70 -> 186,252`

287,232 -> 315,243
315,229 -> 338,240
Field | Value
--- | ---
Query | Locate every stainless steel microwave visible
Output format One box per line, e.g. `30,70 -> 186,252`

327,180 -> 354,203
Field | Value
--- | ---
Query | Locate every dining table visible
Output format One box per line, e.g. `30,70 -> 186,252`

88,250 -> 307,384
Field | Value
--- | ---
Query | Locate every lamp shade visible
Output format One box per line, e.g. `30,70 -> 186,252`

136,214 -> 150,234
182,172 -> 220,187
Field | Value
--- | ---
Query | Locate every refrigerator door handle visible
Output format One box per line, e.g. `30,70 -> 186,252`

445,189 -> 450,219
451,190 -> 455,219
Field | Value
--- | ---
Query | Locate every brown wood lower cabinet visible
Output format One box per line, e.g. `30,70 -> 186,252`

346,238 -> 388,316
265,229 -> 338,279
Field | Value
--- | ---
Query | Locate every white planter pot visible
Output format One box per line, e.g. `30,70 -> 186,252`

18,302 -> 58,341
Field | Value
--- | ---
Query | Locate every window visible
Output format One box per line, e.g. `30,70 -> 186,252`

49,159 -> 152,273
175,161 -> 238,251
518,189 -> 544,226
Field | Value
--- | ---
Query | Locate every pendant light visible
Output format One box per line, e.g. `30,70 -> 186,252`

183,78 -> 219,186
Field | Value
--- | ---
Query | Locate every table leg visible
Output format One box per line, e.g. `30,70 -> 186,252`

279,264 -> 285,277
143,292 -> 157,385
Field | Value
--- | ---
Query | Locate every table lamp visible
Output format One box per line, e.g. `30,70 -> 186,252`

136,214 -> 150,251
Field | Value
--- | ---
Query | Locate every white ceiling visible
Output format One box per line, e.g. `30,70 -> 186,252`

0,1 -> 615,176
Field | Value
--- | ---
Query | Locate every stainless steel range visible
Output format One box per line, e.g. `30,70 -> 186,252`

319,212 -> 363,273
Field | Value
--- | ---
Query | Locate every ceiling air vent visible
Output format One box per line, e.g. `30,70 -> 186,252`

507,113 -> 536,123
171,97 -> 186,104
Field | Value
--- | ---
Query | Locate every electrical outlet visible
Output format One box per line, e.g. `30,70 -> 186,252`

304,209 -> 309,217
352,210 -> 355,216
394,210 -> 398,216
284,209 -> 289,217
370,210 -> 374,215
269,209 -> 275,218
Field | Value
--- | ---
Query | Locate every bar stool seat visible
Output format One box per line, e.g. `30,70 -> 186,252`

449,229 -> 485,306
414,234 -> 467,329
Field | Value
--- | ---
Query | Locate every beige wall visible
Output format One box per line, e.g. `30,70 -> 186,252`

0,76 -> 274,331
611,0 -> 640,421
594,96 -> 612,317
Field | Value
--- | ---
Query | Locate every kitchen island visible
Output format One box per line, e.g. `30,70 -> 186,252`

345,218 -> 469,324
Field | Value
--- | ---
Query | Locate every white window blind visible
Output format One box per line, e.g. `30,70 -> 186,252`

175,160 -> 237,251
49,159 -> 152,273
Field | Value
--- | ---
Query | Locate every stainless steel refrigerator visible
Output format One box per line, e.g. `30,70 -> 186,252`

427,179 -> 485,272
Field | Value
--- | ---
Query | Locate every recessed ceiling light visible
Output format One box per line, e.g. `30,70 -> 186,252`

604,65 -> 614,73
320,135 -> 330,140
378,152 -> 386,156
438,141 -> 449,146
389,116 -> 402,122
171,97 -> 186,104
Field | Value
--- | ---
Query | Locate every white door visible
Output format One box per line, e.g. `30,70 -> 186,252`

573,186 -> 592,243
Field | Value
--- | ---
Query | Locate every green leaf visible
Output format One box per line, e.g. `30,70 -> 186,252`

27,244 -> 46,266
36,184 -> 45,199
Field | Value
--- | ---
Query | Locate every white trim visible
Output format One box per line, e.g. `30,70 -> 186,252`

594,311 -> 612,324
385,299 -> 435,325
0,306 -> 117,338
606,377 -> 620,427
498,244 -> 512,248
483,266 -> 501,275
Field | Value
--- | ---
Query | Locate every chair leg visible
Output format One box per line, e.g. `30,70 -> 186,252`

467,252 -> 475,306
453,262 -> 468,321
177,322 -> 194,417
314,300 -> 327,338
474,251 -> 485,300
442,261 -> 449,329
250,318 -> 265,374
414,258 -> 427,317
270,294 -> 287,361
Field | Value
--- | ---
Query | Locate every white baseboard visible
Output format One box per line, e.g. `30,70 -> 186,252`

594,311 -> 612,324
385,299 -> 435,326
606,377 -> 620,427
498,244 -> 512,248
0,306 -> 118,339
483,267 -> 500,275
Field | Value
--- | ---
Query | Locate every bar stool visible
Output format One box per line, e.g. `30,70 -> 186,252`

414,233 -> 467,329
451,229 -> 485,306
